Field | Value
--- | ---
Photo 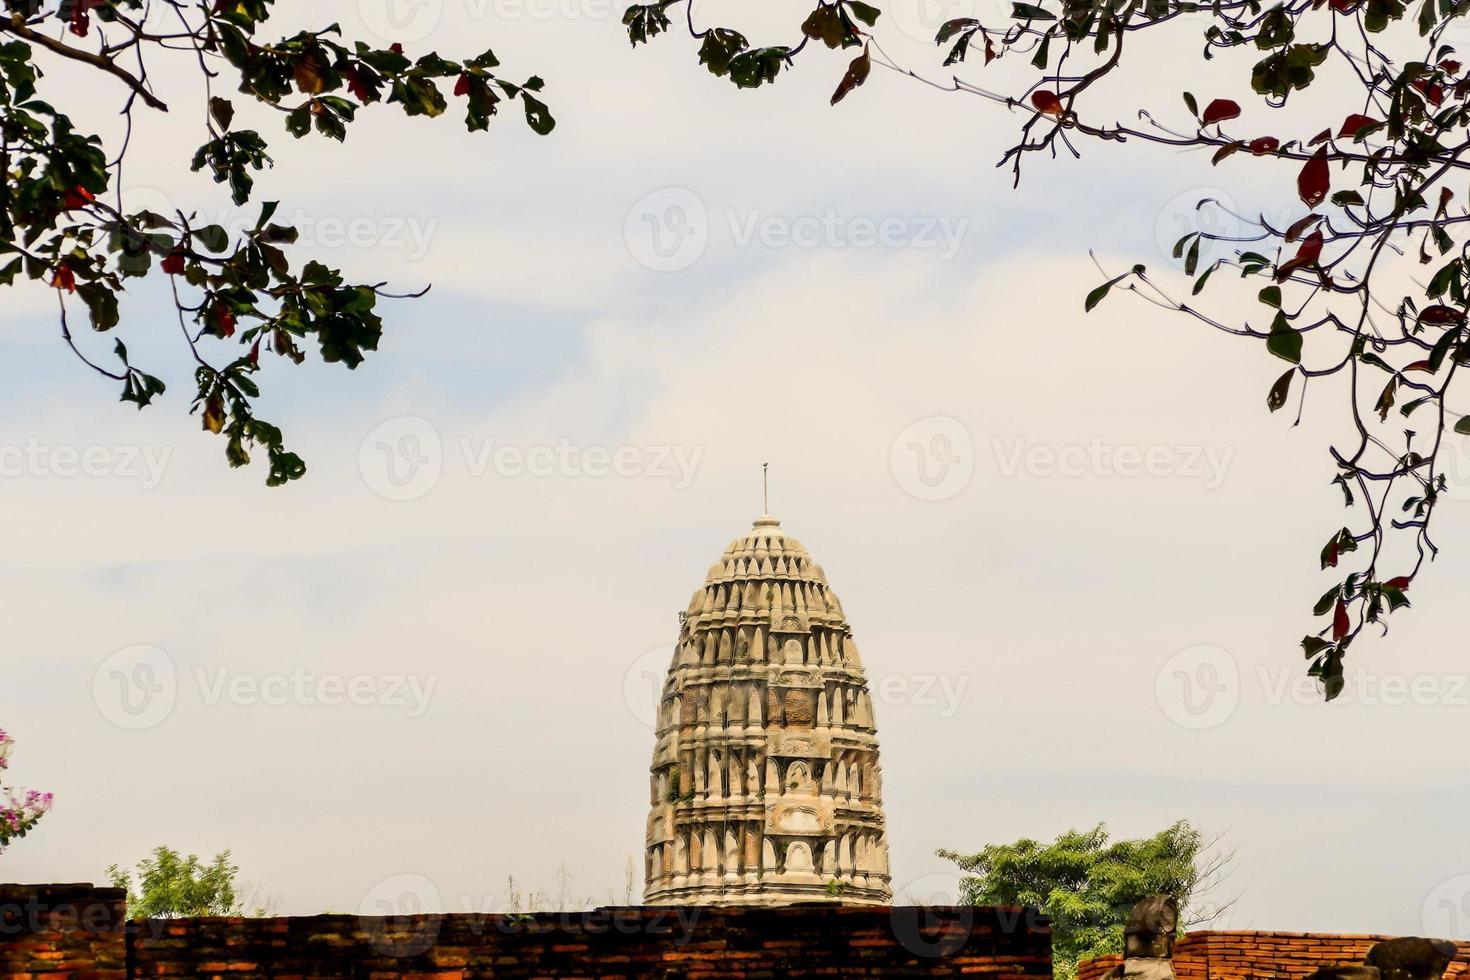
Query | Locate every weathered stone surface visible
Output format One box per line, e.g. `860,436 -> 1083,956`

1122,957 -> 1179,980
1124,896 -> 1180,959
1304,965 -> 1383,980
644,514 -> 891,907
1365,938 -> 1460,980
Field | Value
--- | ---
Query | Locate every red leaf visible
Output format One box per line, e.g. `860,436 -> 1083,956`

1308,127 -> 1332,145
1284,213 -> 1322,243
248,337 -> 262,367
345,67 -> 372,103
984,38 -> 996,64
1404,360 -> 1432,372
69,1 -> 90,37
1413,79 -> 1445,106
831,49 -> 872,106
1248,136 -> 1280,155
1031,90 -> 1064,116
390,42 -> 405,54
1276,230 -> 1324,281
1201,98 -> 1240,125
1337,113 -> 1380,139
1384,575 -> 1412,590
1441,59 -> 1462,73
1328,0 -> 1356,9
1332,598 -> 1350,641
1298,146 -> 1329,206
63,185 -> 95,210
1418,304 -> 1465,325
454,72 -> 471,97
161,250 -> 186,276
210,303 -> 236,338
1212,141 -> 1243,164
51,265 -> 76,293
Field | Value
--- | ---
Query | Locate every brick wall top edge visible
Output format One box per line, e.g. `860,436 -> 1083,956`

1182,931 -> 1421,942
0,883 -> 126,901
127,905 -> 1048,927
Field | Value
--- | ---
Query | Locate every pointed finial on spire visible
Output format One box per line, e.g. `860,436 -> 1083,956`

754,462 -> 780,529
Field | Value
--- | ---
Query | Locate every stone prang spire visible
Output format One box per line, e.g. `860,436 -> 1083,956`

644,514 -> 892,906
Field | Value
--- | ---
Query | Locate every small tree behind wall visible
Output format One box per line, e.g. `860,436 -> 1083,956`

108,846 -> 277,918
939,821 -> 1234,980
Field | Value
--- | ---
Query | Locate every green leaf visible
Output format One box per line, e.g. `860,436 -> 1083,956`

846,0 -> 881,24
520,92 -> 555,134
1455,416 -> 1470,435
1267,367 -> 1293,411
1011,1 -> 1056,18
1267,312 -> 1303,363
1085,271 -> 1132,311
1301,635 -> 1332,658
1258,285 -> 1282,307
77,282 -> 119,332
209,96 -> 235,131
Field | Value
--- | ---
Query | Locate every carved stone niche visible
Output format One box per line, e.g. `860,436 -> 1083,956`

651,733 -> 676,767
783,840 -> 818,876
647,807 -> 675,844
775,613 -> 809,634
776,669 -> 824,689
766,799 -> 834,836
769,730 -> 831,759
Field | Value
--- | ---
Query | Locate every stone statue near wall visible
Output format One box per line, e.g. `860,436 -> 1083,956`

1101,897 -> 1179,980
1364,938 -> 1460,980
1302,936 -> 1459,980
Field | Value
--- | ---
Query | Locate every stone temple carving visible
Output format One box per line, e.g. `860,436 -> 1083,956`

644,514 -> 892,906
1102,897 -> 1180,980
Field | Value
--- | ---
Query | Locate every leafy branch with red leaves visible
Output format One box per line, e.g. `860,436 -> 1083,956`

622,0 -> 1470,698
2,0 -> 553,484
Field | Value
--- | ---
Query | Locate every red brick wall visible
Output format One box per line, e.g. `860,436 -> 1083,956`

1078,931 -> 1470,980
0,883 -> 127,980
1078,952 -> 1123,980
1,884 -> 1053,979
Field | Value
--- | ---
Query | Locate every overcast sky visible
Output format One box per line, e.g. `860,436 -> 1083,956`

4,0 -> 1470,937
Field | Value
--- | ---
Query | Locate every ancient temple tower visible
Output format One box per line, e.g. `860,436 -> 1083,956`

644,514 -> 892,906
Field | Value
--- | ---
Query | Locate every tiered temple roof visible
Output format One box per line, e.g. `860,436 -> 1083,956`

644,515 -> 892,906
